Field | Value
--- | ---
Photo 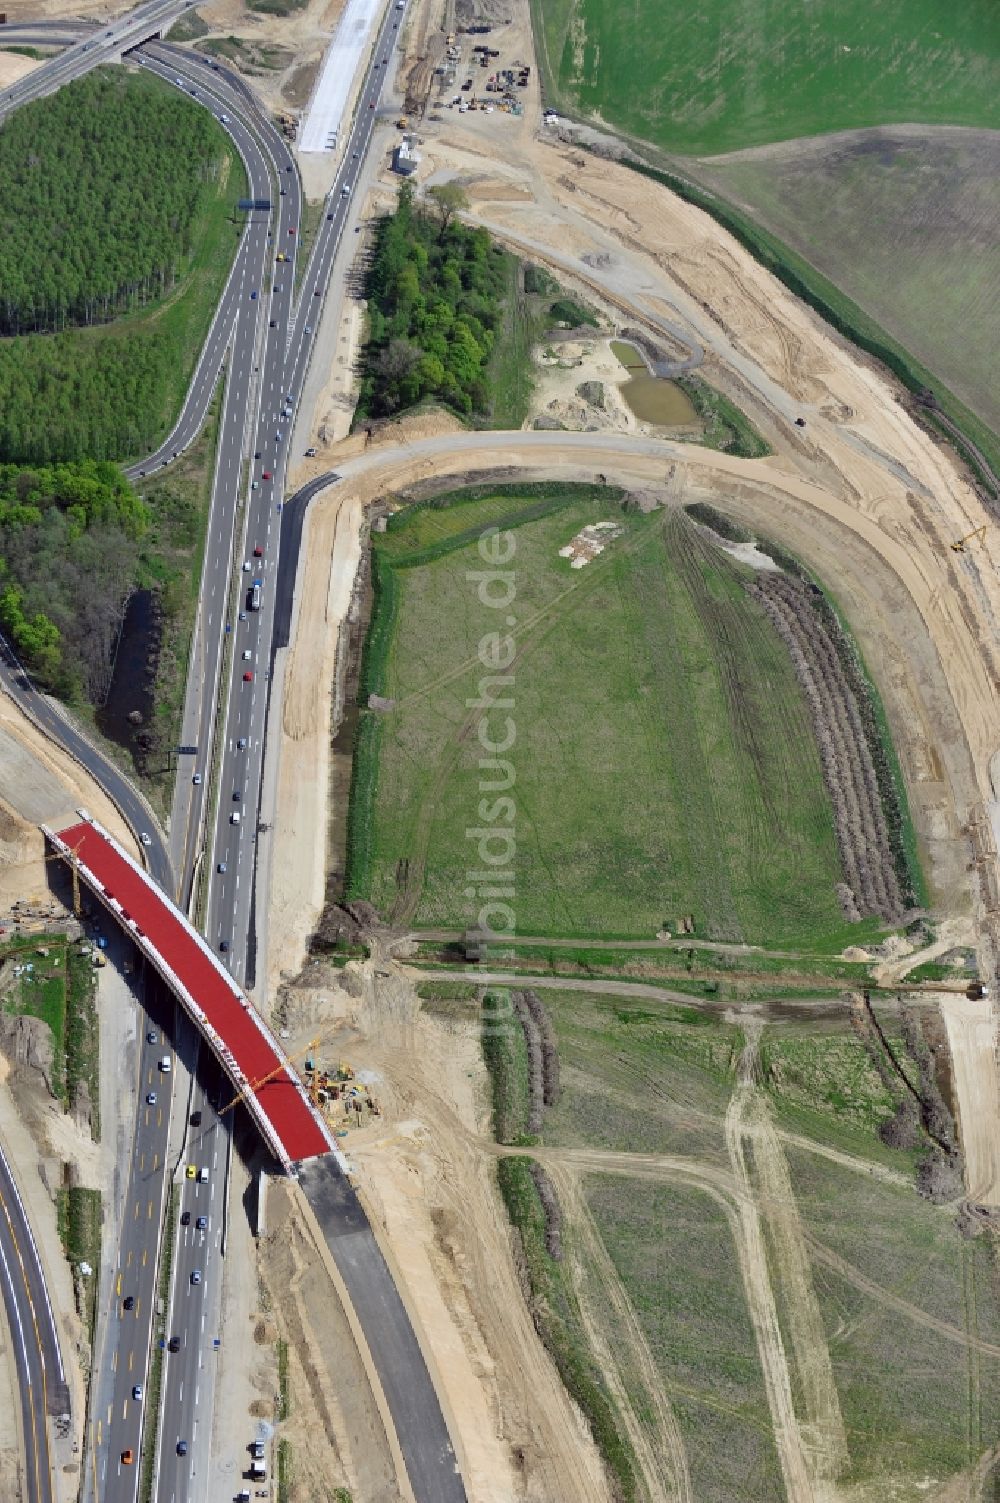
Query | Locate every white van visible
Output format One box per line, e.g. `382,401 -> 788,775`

159,1057 -> 171,1074
231,812 -> 241,826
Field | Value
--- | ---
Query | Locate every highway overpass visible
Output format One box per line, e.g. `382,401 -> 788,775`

43,814 -> 335,1172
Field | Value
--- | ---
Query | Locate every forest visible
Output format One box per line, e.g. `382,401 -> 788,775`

356,181 -> 511,421
0,462 -> 147,700
0,70 -> 228,335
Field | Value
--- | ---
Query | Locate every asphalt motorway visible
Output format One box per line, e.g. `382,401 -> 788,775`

0,0 -> 187,120
91,972 -> 175,1503
0,1140 -> 71,1503
0,633 -> 172,891
203,0 -> 408,988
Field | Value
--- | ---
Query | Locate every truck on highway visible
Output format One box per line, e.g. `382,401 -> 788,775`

249,580 -> 262,611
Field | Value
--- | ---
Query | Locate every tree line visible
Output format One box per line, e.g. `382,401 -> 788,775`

0,462 -> 147,700
0,70 -> 227,336
357,182 -> 510,421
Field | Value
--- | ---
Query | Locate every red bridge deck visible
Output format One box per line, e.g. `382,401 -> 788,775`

49,816 -> 332,1167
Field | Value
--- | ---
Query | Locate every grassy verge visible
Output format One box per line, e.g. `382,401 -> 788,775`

65,944 -> 100,1141
676,375 -> 771,458
294,199 -> 326,298
277,1438 -> 293,1503
276,1336 -> 290,1419
482,990 -> 533,1144
482,256 -> 545,429
620,154 -> 1000,488
498,1157 -> 639,1501
56,1186 -> 101,1341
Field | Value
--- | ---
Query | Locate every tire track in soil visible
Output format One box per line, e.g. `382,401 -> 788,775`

546,1162 -> 694,1503
724,1023 -> 823,1503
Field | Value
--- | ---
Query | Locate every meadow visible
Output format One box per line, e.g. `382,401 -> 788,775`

698,129 -> 1000,438
353,490 -> 850,945
531,0 -> 1000,156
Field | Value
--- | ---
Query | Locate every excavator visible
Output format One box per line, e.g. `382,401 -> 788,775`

950,525 -> 989,554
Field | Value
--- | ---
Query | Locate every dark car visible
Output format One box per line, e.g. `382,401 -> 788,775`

177,1440 -> 188,1456
180,1210 -> 191,1226
220,940 -> 230,953
123,1295 -> 135,1311
168,1335 -> 181,1352
196,1215 -> 208,1230
269,319 -> 277,328
191,1110 -> 202,1126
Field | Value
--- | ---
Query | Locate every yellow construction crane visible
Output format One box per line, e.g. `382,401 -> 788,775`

951,525 -> 988,554
218,1031 -> 338,1116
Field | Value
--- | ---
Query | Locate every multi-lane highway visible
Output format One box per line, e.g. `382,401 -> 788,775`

0,0 -> 187,119
93,978 -> 174,1503
1,7 -> 473,1500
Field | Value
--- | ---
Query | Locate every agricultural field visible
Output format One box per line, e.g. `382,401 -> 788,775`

531,0 -> 1000,156
696,129 -> 1000,436
486,981 -> 1000,1500
351,487 -> 883,946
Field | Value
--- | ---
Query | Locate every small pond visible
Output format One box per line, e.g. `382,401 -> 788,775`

611,340 -> 698,426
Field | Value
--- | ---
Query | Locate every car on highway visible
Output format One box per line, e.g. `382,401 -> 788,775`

279,188 -> 286,196
254,451 -> 262,460
191,1110 -> 202,1126
231,811 -> 242,825
219,940 -> 230,953
196,1214 -> 208,1229
315,287 -> 322,296
262,471 -> 272,480
168,1335 -> 181,1352
289,226 -> 296,235
177,1439 -> 189,1454
147,1030 -> 158,1044
123,1295 -> 135,1311
193,772 -> 202,784
242,649 -> 252,661
186,1164 -> 197,1179
254,544 -> 263,556
146,1091 -> 157,1105
140,832 -> 152,846
159,1056 -> 172,1074
239,610 -> 247,621
269,318 -> 277,327
242,671 -> 253,683
305,325 -> 312,334
199,1167 -> 209,1183
327,213 -> 334,221
250,291 -> 258,300
217,861 -> 227,874
121,1450 -> 134,1466
190,1270 -> 201,1286
132,1384 -> 143,1401
237,737 -> 247,750
181,1210 -> 191,1226
233,789 -> 242,802
243,560 -> 252,572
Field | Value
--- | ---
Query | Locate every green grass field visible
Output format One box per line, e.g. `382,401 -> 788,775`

541,989 -> 738,1162
697,130 -> 1000,438
587,1177 -> 784,1502
784,1148 -> 1000,1486
532,0 -> 1000,156
355,489 -> 850,945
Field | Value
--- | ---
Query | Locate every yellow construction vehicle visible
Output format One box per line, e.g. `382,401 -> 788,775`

951,525 -> 988,553
395,116 -> 408,129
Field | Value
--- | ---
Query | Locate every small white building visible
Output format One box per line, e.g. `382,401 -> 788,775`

392,138 -> 420,176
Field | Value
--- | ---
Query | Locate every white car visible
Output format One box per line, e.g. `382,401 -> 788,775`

132,1384 -> 143,1401
192,773 -> 202,785
242,560 -> 252,572
140,832 -> 152,847
231,812 -> 241,826
198,1167 -> 209,1184
242,649 -> 252,661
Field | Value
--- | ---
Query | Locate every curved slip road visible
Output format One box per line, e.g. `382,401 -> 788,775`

0,1140 -> 70,1503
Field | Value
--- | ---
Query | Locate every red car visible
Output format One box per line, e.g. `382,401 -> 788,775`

289,226 -> 296,235
253,545 -> 263,557
262,470 -> 272,480
243,671 -> 253,682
